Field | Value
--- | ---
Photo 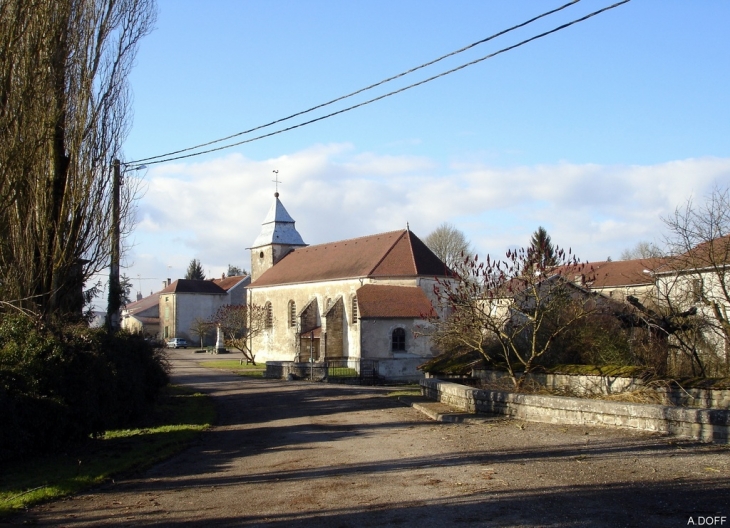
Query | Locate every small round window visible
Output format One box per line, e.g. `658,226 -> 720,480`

259,251 -> 264,259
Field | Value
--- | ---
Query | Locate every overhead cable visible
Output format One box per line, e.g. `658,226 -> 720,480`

131,0 -> 629,167
129,0 -> 581,165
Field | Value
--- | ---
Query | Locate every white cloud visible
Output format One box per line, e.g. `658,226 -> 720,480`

122,146 -> 730,298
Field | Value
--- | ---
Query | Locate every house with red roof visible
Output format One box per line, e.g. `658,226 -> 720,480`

247,192 -> 451,380
583,257 -> 666,303
123,274 -> 249,344
158,275 -> 249,344
121,290 -> 161,337
652,235 -> 730,374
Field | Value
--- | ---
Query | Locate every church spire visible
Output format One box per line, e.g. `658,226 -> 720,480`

272,169 -> 281,197
250,190 -> 307,281
251,192 -> 305,248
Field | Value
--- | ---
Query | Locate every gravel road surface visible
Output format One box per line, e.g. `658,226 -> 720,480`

7,350 -> 729,527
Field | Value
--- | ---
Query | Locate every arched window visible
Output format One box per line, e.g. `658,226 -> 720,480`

392,328 -> 406,352
265,302 -> 273,328
351,296 -> 358,324
288,300 -> 296,327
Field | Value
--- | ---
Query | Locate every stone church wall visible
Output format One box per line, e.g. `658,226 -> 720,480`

250,278 -> 363,362
324,298 -> 345,358
251,244 -> 295,281
250,277 -> 440,364
360,318 -> 438,359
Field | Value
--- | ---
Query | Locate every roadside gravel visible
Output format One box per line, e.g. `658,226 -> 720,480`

6,350 -> 729,527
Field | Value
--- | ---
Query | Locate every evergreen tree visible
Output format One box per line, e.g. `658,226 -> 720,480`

185,259 -> 205,280
226,264 -> 247,277
528,226 -> 557,269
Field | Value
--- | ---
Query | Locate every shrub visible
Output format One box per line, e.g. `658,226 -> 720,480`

0,313 -> 168,460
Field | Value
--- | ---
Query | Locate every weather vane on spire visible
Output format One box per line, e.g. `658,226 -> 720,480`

272,170 -> 281,197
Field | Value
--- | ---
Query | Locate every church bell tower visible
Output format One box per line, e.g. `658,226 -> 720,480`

249,192 -> 307,281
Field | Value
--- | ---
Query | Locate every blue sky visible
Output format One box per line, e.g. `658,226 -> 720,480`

114,0 -> 730,299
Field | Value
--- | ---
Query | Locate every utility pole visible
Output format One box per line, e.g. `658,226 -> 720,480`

106,158 -> 121,332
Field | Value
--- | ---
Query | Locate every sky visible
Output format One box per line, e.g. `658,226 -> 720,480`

111,0 -> 730,301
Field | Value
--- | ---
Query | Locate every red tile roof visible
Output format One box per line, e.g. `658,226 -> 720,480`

212,275 -> 249,292
658,234 -> 730,273
124,292 -> 160,314
587,258 -> 666,288
356,284 -> 436,319
132,315 -> 160,325
250,230 -> 451,287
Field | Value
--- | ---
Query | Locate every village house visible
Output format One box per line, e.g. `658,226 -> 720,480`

123,275 -> 249,344
247,192 -> 451,380
121,291 -> 161,337
158,275 -> 249,344
651,235 -> 730,374
583,258 -> 667,303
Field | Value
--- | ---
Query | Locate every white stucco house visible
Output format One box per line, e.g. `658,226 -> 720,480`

121,291 -> 161,337
123,275 -> 250,344
158,275 -> 250,345
652,235 -> 730,375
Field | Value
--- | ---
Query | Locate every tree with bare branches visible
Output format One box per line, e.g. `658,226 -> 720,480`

211,304 -> 269,365
430,243 -> 595,388
190,317 -> 213,350
424,223 -> 472,271
654,186 -> 730,376
620,241 -> 665,261
0,0 -> 156,319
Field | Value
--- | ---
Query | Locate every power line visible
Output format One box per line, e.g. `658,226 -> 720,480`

130,0 -> 580,165
130,0 -> 629,167
129,1 -> 581,165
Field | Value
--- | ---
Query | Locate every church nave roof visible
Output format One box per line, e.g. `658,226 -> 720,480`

250,229 -> 451,287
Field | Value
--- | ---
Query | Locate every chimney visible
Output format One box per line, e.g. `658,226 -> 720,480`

136,291 -> 142,301
162,280 -> 167,289
167,278 -> 171,286
222,272 -> 226,279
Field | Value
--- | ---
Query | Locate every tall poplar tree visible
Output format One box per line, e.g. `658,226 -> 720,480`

0,0 -> 156,318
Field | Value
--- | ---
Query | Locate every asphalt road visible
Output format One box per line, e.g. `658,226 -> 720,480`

8,350 -> 730,527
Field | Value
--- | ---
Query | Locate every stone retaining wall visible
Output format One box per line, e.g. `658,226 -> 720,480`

265,361 -> 326,381
472,369 -> 730,410
266,358 -> 426,382
421,378 -> 730,444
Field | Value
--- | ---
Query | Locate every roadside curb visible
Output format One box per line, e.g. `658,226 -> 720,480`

397,396 -> 493,424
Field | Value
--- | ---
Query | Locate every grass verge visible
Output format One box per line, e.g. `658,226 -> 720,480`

387,385 -> 422,398
198,360 -> 265,377
0,385 -> 215,517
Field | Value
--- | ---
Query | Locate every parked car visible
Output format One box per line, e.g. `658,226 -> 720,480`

166,338 -> 189,349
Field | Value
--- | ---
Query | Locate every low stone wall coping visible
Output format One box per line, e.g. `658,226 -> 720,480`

471,369 -> 730,410
421,379 -> 729,443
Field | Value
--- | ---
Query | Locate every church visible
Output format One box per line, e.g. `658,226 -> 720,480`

247,192 -> 452,380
